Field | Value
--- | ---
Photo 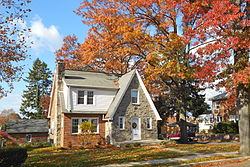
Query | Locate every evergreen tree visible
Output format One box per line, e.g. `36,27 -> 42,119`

155,79 -> 210,143
20,58 -> 52,119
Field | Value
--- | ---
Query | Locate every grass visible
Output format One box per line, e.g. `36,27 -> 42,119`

22,146 -> 190,167
164,143 -> 240,153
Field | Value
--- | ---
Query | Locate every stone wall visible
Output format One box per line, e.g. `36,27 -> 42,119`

111,75 -> 158,142
196,134 -> 240,142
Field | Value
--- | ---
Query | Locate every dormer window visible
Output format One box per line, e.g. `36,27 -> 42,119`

78,91 -> 85,104
87,91 -> 94,104
131,89 -> 139,104
215,101 -> 220,109
77,90 -> 94,105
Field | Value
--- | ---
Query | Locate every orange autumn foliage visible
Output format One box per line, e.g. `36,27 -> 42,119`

56,0 -> 249,107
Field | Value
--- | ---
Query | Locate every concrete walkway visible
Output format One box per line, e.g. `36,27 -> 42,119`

100,146 -> 240,167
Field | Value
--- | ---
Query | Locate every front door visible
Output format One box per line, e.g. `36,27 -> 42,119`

131,117 -> 141,140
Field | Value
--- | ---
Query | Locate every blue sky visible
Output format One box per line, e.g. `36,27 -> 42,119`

0,0 -> 88,113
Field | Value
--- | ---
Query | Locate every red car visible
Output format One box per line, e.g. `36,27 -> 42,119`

167,130 -> 196,141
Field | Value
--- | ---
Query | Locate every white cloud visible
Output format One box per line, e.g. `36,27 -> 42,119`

29,15 -> 63,53
0,93 -> 22,113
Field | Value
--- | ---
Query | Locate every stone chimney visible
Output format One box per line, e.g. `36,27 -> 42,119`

56,60 -> 65,80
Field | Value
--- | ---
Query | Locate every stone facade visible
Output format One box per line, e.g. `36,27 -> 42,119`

111,75 -> 158,142
49,63 -> 161,147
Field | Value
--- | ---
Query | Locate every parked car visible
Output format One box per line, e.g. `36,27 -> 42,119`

167,130 -> 196,141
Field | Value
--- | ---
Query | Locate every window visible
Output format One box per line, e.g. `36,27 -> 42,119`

91,119 -> 98,132
71,118 -> 99,134
87,91 -> 94,104
72,119 -> 79,133
78,91 -> 85,104
146,118 -> 152,129
215,101 -> 220,109
25,134 -> 32,142
77,90 -> 94,105
216,116 -> 222,123
119,117 -> 125,130
131,89 -> 139,104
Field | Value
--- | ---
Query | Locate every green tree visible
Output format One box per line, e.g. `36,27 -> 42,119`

155,79 -> 210,142
20,58 -> 52,119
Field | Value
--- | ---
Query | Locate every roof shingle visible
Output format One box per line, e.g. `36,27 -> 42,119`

6,119 -> 49,133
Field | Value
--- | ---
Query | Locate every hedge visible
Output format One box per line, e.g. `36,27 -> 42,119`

0,148 -> 27,167
213,121 -> 239,134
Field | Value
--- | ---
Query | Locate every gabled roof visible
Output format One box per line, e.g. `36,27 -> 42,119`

6,119 -> 49,134
209,92 -> 228,101
105,70 -> 136,119
105,70 -> 161,120
63,70 -> 119,89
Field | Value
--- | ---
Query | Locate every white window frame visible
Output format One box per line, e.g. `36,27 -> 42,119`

215,101 -> 220,110
77,89 -> 95,105
216,116 -> 222,123
77,90 -> 85,104
146,117 -> 152,129
119,116 -> 125,130
131,89 -> 139,104
71,117 -> 99,134
71,119 -> 79,134
25,134 -> 32,142
87,91 -> 94,105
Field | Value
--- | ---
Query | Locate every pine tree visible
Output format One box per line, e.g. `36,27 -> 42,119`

20,58 -> 52,119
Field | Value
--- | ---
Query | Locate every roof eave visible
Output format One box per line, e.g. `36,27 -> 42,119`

65,84 -> 119,90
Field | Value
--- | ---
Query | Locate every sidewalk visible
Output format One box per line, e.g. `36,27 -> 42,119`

100,146 -> 242,167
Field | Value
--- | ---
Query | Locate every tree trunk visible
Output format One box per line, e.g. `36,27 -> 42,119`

178,119 -> 188,143
239,86 -> 250,155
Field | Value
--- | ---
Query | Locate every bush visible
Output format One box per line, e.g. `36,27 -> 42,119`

133,143 -> 141,147
0,148 -> 27,167
124,144 -> 132,148
159,141 -> 167,146
213,121 -> 239,134
5,141 -> 18,148
19,142 -> 52,148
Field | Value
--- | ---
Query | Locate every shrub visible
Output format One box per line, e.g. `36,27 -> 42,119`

159,141 -> 167,146
124,144 -> 132,148
67,142 -> 72,149
213,121 -> 239,134
133,143 -> 141,147
5,141 -> 18,148
19,142 -> 52,148
0,148 -> 27,167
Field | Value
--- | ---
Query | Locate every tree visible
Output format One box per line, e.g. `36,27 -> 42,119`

0,109 -> 20,130
20,58 -> 52,119
175,0 -> 249,153
80,121 -> 94,145
55,0 -> 216,143
0,0 -> 31,98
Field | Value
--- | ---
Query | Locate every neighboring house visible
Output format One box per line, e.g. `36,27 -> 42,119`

210,93 -> 239,123
197,114 -> 214,133
48,62 -> 162,147
6,119 -> 49,144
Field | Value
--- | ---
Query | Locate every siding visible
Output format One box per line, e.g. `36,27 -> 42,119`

71,87 -> 117,111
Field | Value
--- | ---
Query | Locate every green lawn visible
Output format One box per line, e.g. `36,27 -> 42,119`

22,146 -> 190,167
165,143 -> 240,154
